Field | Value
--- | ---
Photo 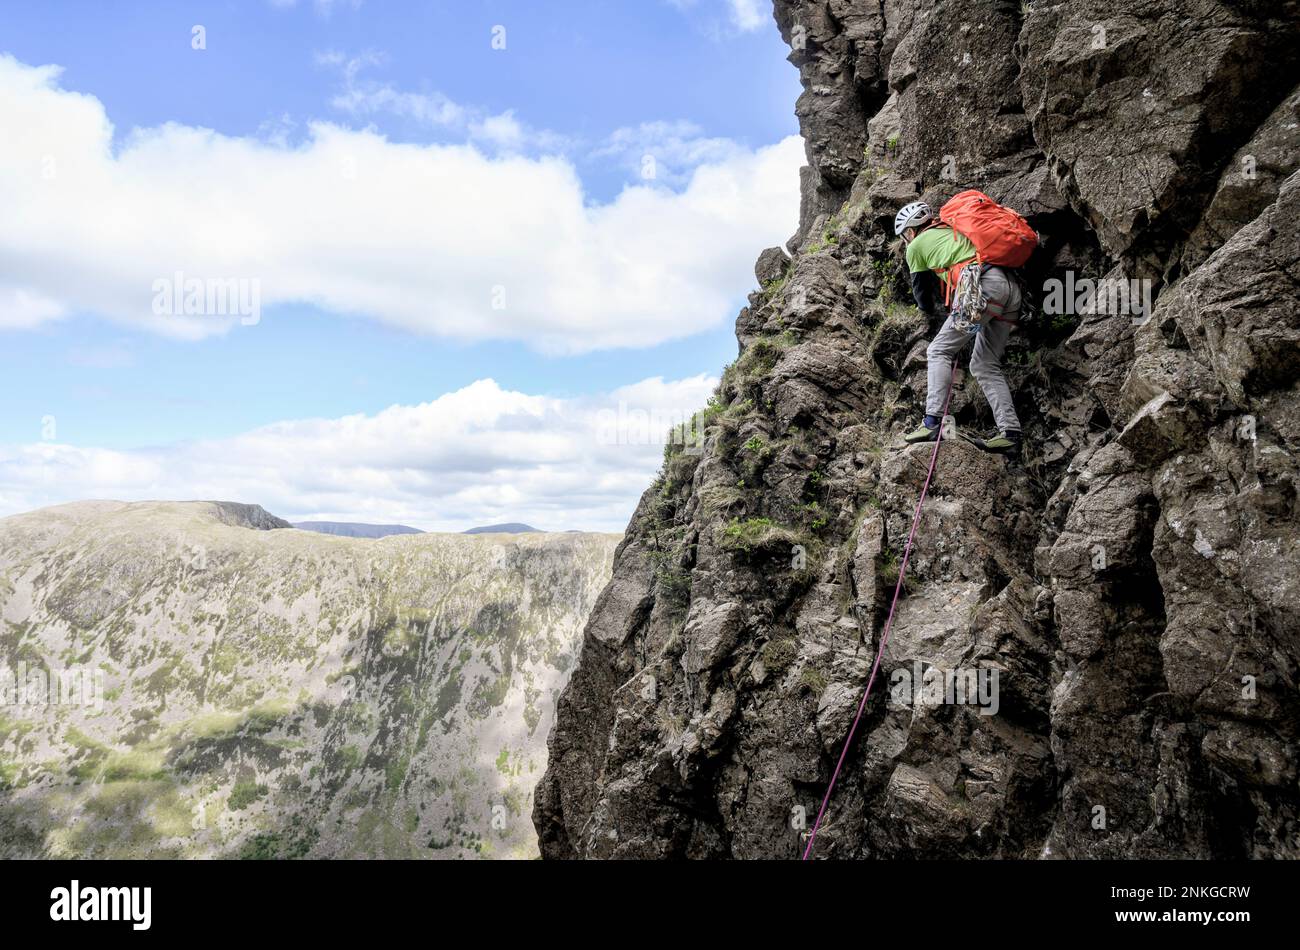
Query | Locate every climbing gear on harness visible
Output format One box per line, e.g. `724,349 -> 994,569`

951,262 -> 988,334
951,261 -> 1019,331
894,200 -> 933,237
801,371 -> 958,860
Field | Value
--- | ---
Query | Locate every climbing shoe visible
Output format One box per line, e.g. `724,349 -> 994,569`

903,421 -> 939,444
983,430 -> 1022,454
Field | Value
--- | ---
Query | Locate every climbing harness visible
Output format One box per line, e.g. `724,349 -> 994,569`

800,370 -> 958,860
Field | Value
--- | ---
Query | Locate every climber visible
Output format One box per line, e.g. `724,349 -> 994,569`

894,200 -> 1023,454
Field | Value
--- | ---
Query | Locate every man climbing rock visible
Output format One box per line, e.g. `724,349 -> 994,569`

894,200 -> 1022,454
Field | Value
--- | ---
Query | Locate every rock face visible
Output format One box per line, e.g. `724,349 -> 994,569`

208,502 -> 293,531
0,501 -> 618,858
535,0 -> 1300,859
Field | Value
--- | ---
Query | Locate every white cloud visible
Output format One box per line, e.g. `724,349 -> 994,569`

0,54 -> 801,353
0,285 -> 65,329
317,50 -> 576,155
321,49 -> 466,128
590,120 -> 745,187
667,0 -> 769,35
727,0 -> 767,32
0,376 -> 719,532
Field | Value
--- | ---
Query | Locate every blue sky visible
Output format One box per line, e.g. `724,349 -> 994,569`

0,0 -> 804,530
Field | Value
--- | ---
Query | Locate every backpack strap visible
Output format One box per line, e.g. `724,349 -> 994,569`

940,255 -> 977,307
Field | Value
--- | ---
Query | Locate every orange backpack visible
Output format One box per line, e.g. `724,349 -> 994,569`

939,190 -> 1037,269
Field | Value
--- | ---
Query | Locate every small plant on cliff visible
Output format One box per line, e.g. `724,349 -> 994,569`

654,706 -> 686,740
761,274 -> 788,301
653,561 -> 692,608
760,637 -> 798,674
803,501 -> 829,532
878,546 -> 917,593
799,665 -> 828,694
870,258 -> 901,309
735,335 -> 787,380
720,516 -> 775,554
663,398 -> 723,463
807,228 -> 839,254
719,516 -> 807,559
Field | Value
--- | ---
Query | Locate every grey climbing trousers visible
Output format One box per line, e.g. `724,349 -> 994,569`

925,265 -> 1022,432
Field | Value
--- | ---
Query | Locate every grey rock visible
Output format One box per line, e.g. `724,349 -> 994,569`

536,0 -> 1300,860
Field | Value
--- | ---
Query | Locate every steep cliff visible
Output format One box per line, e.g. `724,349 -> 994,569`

0,501 -> 618,858
535,0 -> 1300,859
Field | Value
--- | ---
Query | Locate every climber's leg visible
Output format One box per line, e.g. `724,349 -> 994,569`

924,313 -> 971,419
969,274 -> 1021,434
905,313 -> 971,444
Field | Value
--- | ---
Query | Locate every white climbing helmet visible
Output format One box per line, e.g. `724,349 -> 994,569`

894,200 -> 933,237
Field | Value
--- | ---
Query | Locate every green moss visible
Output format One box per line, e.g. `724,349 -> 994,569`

878,546 -> 917,593
734,334 -> 792,383
803,501 -> 829,531
719,517 -> 804,557
761,274 -> 789,300
799,666 -> 829,694
228,779 -> 268,810
664,398 -> 723,462
475,674 -> 510,711
385,753 -> 410,793
760,638 -> 798,674
210,644 -> 240,675
338,745 -> 362,771
100,746 -> 169,783
237,820 -> 317,860
646,544 -> 692,608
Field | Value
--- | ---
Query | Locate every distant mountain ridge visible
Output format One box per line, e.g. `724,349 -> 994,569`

292,522 -> 544,538
0,500 -> 620,859
294,521 -> 424,539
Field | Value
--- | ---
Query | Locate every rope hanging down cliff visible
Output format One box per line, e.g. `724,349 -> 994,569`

801,370 -> 958,860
